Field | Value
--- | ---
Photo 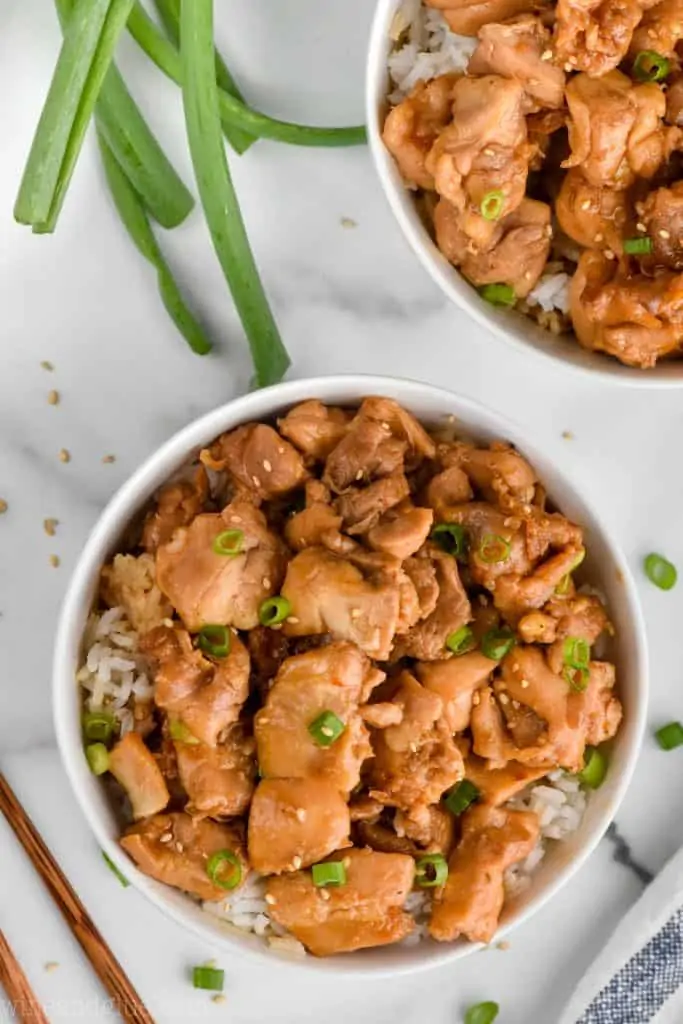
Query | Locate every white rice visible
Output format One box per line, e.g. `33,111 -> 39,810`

527,272 -> 571,315
387,0 -> 476,103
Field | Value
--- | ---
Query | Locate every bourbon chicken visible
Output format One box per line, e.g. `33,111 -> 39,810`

82,398 -> 622,957
384,0 -> 683,368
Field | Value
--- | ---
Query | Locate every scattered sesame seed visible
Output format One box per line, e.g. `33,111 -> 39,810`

321,726 -> 334,737
564,63 -> 573,71
252,475 -> 261,487
472,691 -> 481,706
568,55 -> 577,64
102,454 -> 116,464
409,742 -> 418,753
44,518 -> 58,536
41,360 -> 54,371
541,49 -> 552,60
512,699 -> 521,709
44,962 -> 60,973
160,832 -> 173,844
286,616 -> 300,625
499,693 -> 510,705
340,217 -> 357,229
580,199 -> 591,211
262,577 -> 271,589
320,888 -> 331,901
0,500 -> 7,514
292,856 -> 302,869
497,941 -> 510,951
562,430 -> 574,440
47,389 -> 60,406
660,229 -> 671,239
49,555 -> 60,568
175,842 -> 184,853
265,893 -> 277,905
594,233 -> 603,243
342,858 -> 351,869
355,469 -> 364,481
212,995 -> 227,1005
204,959 -> 218,969
520,679 -> 530,689
58,448 -> 70,463
263,459 -> 272,472
295,808 -> 307,822
277,447 -> 285,454
604,250 -> 615,260
636,222 -> 646,232
350,608 -> 361,619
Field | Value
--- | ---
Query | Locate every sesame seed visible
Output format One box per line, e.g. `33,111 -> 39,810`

44,518 -> 58,536
340,217 -> 357,229
102,454 -> 116,464
594,233 -> 603,243
320,888 -> 331,901
265,893 -> 277,905
295,808 -> 307,822
472,691 -> 481,706
263,459 -> 272,472
252,475 -> 261,487
160,832 -> 173,843
175,842 -> 184,853
520,679 -> 530,689
659,229 -> 671,239
204,959 -> 218,968
49,554 -> 60,568
40,360 -> 54,371
636,222 -> 646,232
568,55 -> 577,64
212,995 -> 227,1005
562,431 -> 573,440
47,389 -> 60,406
497,941 -> 510,951
541,49 -> 552,60
564,63 -> 573,71
278,447 -> 285,454
58,448 -> 70,463
409,742 -> 418,753
350,608 -> 361,619
512,699 -> 521,709
499,693 -> 510,705
355,469 -> 364,481
0,500 -> 7,514
262,577 -> 271,588
321,726 -> 334,737
286,616 -> 300,625
292,856 -> 302,869
44,962 -> 60,973
342,858 -> 351,869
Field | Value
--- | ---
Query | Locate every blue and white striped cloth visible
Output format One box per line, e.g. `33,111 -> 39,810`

560,849 -> 683,1024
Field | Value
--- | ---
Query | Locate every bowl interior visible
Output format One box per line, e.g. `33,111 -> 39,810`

54,375 -> 648,976
365,0 -> 683,387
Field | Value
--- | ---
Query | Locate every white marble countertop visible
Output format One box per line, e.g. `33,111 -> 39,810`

2,2 -> 683,1022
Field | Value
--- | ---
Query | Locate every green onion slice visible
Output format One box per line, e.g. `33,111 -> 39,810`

169,718 -> 200,745
102,850 -> 130,887
633,49 -> 670,82
83,709 -> 117,744
623,236 -> 653,255
446,625 -> 476,656
85,743 -> 110,776
415,853 -> 449,888
578,746 -> 608,788
206,850 -> 242,891
445,779 -> 480,816
308,710 -> 346,748
312,861 -> 347,887
479,283 -> 516,307
480,627 -> 516,661
563,665 -> 590,691
431,523 -> 469,560
555,574 -> 571,596
563,636 -> 590,670
258,596 -> 292,627
213,529 -> 244,556
477,533 -> 511,564
192,966 -> 225,992
480,190 -> 505,221
197,624 -> 231,658
644,552 -> 677,590
465,1003 -> 500,1024
655,721 -> 683,750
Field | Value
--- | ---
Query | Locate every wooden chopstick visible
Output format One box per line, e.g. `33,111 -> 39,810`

0,772 -> 155,1024
0,928 -> 49,1024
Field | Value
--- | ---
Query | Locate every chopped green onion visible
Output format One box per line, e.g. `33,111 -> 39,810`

623,236 -> 653,255
480,190 -> 505,221
197,624 -> 231,658
83,710 -> 117,744
308,710 -> 346,747
415,853 -> 449,888
555,574 -> 571,596
192,966 -> 225,992
446,626 -> 476,656
445,779 -> 480,816
206,850 -> 242,891
85,743 -> 110,776
431,523 -> 469,560
563,636 -> 590,670
465,1003 -> 499,1024
213,529 -> 244,556
180,0 -> 290,388
102,850 -> 130,887
312,861 -> 347,887
480,627 -> 515,661
258,596 -> 292,627
97,132 -> 210,355
479,283 -> 516,307
578,747 -> 607,788
633,49 -> 670,82
563,665 -> 590,691
169,718 -> 200,745
644,552 -> 677,590
655,721 -> 683,750
477,533 -> 511,564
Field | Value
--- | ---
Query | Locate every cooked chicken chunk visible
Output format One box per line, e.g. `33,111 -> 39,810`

423,464 -> 474,513
108,732 -> 170,820
266,848 -> 416,956
121,813 -> 247,901
382,73 -> 459,189
156,498 -> 287,632
417,652 -> 495,731
584,661 -> 623,744
445,441 -> 537,506
493,544 -> 586,622
630,0 -> 683,57
335,473 -> 411,534
397,547 -> 472,660
556,169 -> 629,253
100,553 -> 173,634
394,804 -> 456,855
141,626 -> 249,748
429,804 -> 539,943
440,502 -> 531,593
458,741 -> 548,805
142,467 -> 209,553
360,397 -> 436,465
278,400 -> 351,460
426,0 -> 550,36
469,16 -> 565,110
174,722 -> 256,819
640,183 -> 683,270
554,0 -> 643,77
248,778 -> 351,874
285,481 -> 342,551
200,423 -> 307,501
254,642 -> 381,793
366,504 -> 434,561
403,552 -> 441,621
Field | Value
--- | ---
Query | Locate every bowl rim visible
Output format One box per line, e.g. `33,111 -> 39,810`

53,374 -> 649,977
365,0 -> 683,388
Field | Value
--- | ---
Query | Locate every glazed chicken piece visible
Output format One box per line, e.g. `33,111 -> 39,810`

397,547 -> 472,660
142,467 -> 209,553
155,498 -> 287,632
382,74 -> 459,190
277,400 -> 351,461
121,813 -> 247,901
666,76 -> 683,127
563,72 -> 675,189
100,553 -> 173,634
640,183 -> 683,270
518,593 -> 609,647
281,546 -> 416,660
369,672 -> 465,811
468,16 -> 565,110
108,732 -> 170,821
403,552 -> 440,620
425,0 -> 550,36
248,778 -> 351,874
458,741 -> 548,805
200,423 -> 307,501
423,464 -> 474,514
174,722 -> 256,819
493,543 -> 586,622
630,0 -> 683,56
141,626 -> 249,748
285,480 -> 342,551
429,804 -> 539,943
417,652 -> 495,731
366,504 -> 434,561
254,642 -> 382,794
443,441 -> 537,507
266,848 -> 416,956
556,169 -> 629,254
570,249 -> 683,367
440,502 -> 531,593
360,397 -> 437,466
394,805 -> 455,855
335,473 -> 411,535
554,0 -> 643,78
584,661 -> 623,745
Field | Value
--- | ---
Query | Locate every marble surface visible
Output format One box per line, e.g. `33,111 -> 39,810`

2,2 -> 683,1021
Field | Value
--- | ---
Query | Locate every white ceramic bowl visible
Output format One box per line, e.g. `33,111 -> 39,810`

54,375 -> 648,976
366,0 -> 683,387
